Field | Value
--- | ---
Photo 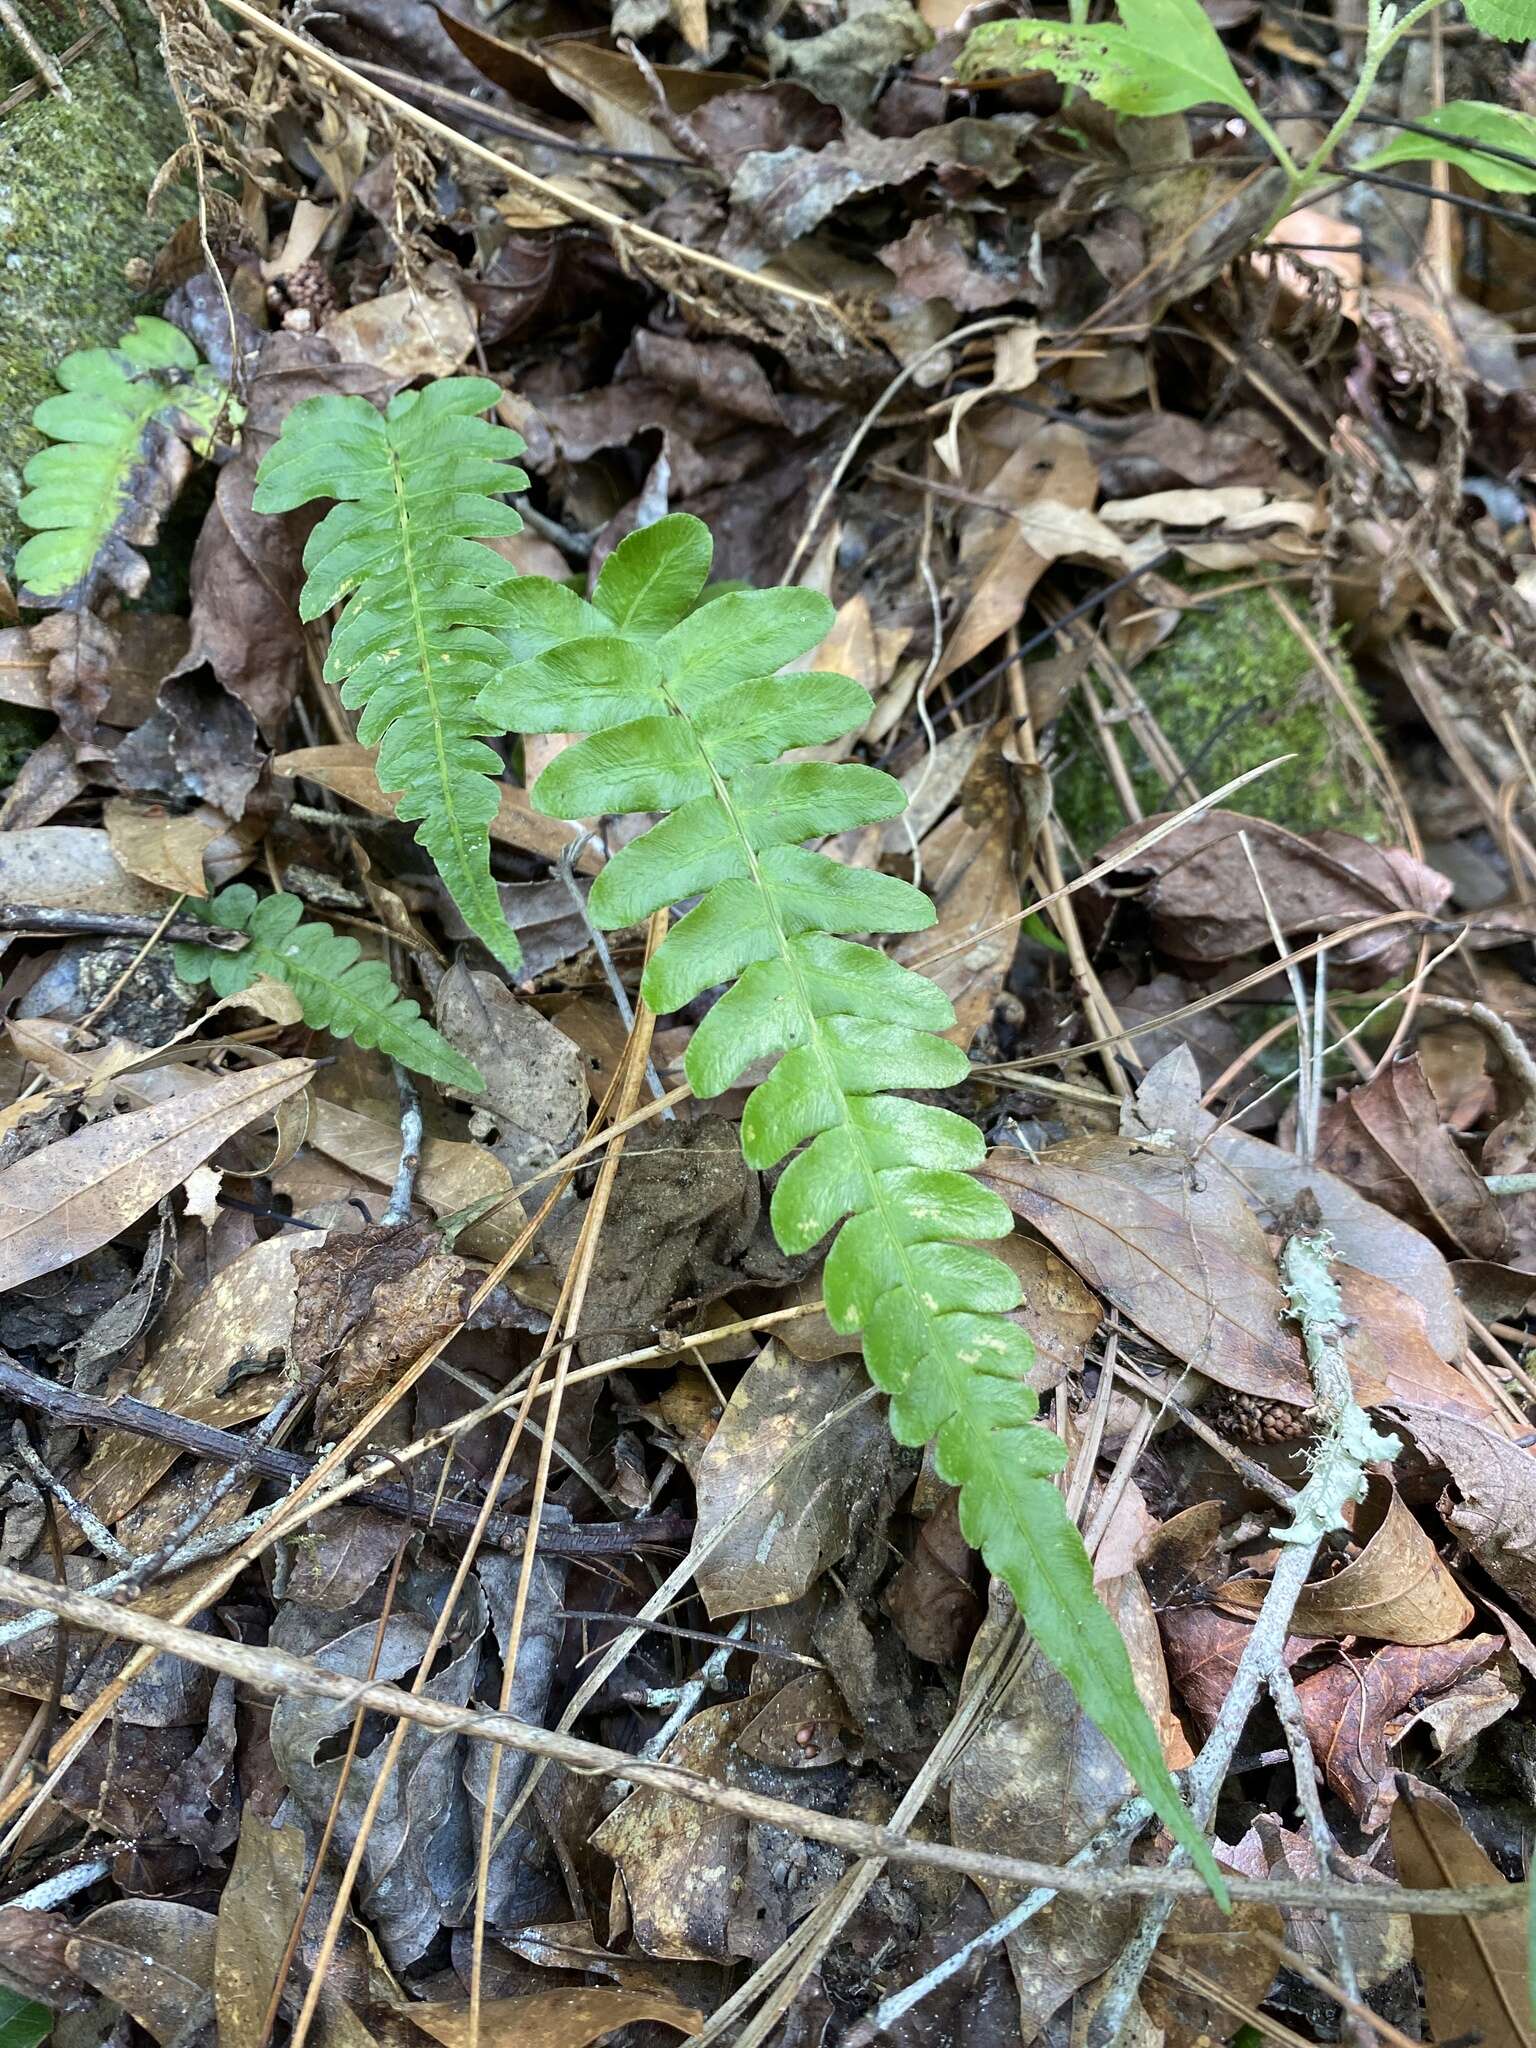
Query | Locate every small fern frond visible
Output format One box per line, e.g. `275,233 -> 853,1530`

17,317 -> 235,608
480,514 -> 1223,1900
253,378 -> 530,973
175,886 -> 484,1093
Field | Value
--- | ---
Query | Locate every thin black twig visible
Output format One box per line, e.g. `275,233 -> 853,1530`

0,1357 -> 689,1558
0,906 -> 246,949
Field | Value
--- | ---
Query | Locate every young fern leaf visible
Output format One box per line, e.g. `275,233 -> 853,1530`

17,317 -> 235,608
175,886 -> 483,1093
252,379 -> 529,973
478,514 -> 1225,1901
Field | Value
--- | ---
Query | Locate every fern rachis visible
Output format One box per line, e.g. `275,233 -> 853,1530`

480,512 -> 1222,1895
253,378 -> 529,973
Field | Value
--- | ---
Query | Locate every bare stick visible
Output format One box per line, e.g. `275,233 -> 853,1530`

1087,1235 -> 1402,2048
381,1060 -> 423,1225
0,1559 -> 1517,1920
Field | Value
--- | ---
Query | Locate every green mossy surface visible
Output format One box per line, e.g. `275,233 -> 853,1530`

1052,581 -> 1388,855
0,2 -> 190,556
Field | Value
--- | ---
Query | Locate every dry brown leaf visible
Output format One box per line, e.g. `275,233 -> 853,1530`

0,1059 -> 313,1294
104,796 -> 218,898
1145,1891 -> 1283,2048
1089,808 -> 1451,976
404,1987 -> 702,2046
323,264 -> 476,379
1216,1480 -> 1474,1645
0,825 -> 170,917
1295,1634 -> 1511,1825
214,1815 -> 306,2048
991,1233 -> 1102,1391
982,1135 -> 1311,1404
305,1093 -> 525,1261
274,742 -> 600,874
950,1576 -> 1181,2036
1391,1405 -> 1536,1615
589,1698 -> 758,1962
1390,1778 -> 1534,2048
693,1346 -> 889,1619
893,737 -> 1023,1048
74,1233 -> 301,1529
66,1901 -> 217,2046
1317,1055 -> 1507,1259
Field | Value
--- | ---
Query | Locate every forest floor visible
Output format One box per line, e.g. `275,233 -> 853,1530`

2,1 -> 1536,2045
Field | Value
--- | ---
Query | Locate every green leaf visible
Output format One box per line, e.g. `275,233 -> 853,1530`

958,0 -> 1256,121
1464,0 -> 1536,39
254,379 -> 529,973
493,510 -> 1224,1903
0,1990 -> 50,2048
175,888 -> 483,1092
1359,101 -> 1536,193
16,316 -> 236,607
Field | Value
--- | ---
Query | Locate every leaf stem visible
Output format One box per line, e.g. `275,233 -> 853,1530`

1286,0 -> 1445,210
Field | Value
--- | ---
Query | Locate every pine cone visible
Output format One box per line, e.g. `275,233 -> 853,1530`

1208,1390 -> 1313,1444
266,259 -> 339,332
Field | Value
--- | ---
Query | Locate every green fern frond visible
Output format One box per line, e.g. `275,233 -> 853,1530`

175,886 -> 484,1093
252,378 -> 530,974
16,316 -> 236,607
478,513 -> 1223,1900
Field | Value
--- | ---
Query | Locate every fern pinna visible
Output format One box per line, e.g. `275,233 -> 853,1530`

251,378 -> 528,974
175,886 -> 483,1093
476,512 -> 1220,1891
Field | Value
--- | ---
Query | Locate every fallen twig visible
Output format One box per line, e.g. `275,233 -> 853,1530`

0,904 -> 246,948
1087,1233 -> 1402,2048
0,1357 -> 688,1557
0,1559 -> 1519,1921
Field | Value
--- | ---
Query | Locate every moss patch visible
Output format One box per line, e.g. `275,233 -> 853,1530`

1052,581 -> 1388,855
0,2 -> 191,553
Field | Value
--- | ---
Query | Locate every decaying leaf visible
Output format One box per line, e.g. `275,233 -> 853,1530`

0,1059 -> 313,1294
1295,1634 -> 1513,1825
403,1986 -> 703,2046
1217,1480 -> 1474,1645
693,1346 -> 890,1619
1390,1777 -> 1534,2048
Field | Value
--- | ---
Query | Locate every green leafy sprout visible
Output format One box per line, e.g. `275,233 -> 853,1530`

256,384 -> 1229,1903
957,0 -> 1536,216
175,886 -> 484,1094
16,316 -> 237,608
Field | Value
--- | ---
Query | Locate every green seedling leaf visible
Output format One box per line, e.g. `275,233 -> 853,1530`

1360,101 -> 1536,193
175,886 -> 483,1092
254,379 -> 529,972
17,316 -> 236,608
1464,0 -> 1536,39
959,0 -> 1256,122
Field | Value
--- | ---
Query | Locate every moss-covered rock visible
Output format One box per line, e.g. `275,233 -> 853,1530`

0,2 -> 190,555
1052,581 -> 1388,855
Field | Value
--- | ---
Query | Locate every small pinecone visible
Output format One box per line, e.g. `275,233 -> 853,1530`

1208,1390 -> 1313,1445
266,259 -> 339,332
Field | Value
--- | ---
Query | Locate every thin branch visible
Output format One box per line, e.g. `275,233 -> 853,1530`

0,1357 -> 686,1558
0,1560 -> 1518,1921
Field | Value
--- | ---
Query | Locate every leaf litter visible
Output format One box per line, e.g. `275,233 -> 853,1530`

2,0 -> 1536,2043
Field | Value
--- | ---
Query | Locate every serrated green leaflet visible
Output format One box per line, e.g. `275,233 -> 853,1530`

254,378 -> 529,973
1360,101 -> 1536,193
175,886 -> 483,1092
959,0 -> 1255,120
484,512 -> 1224,1903
16,316 -> 235,607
